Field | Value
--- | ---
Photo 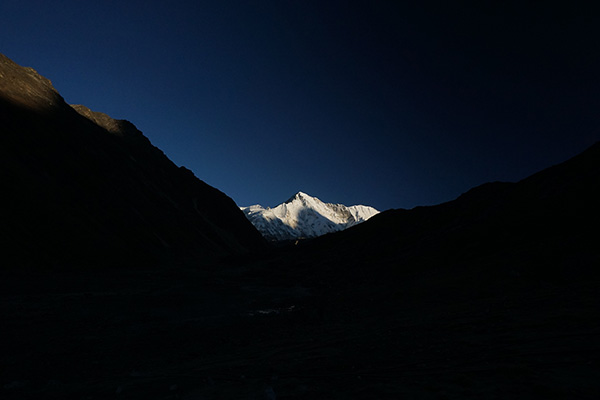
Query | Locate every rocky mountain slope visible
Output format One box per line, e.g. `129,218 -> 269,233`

0,53 -> 265,268
241,191 -> 379,241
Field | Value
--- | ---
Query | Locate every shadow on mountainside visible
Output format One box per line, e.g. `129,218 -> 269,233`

0,95 -> 265,270
2,116 -> 599,398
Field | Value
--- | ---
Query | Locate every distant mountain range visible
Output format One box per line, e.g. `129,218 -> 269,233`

240,191 -> 379,241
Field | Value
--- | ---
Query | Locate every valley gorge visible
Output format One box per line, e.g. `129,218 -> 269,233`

1,53 -> 599,399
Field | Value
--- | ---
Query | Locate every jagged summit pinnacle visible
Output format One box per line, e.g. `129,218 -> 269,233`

241,192 -> 379,241
285,191 -> 313,204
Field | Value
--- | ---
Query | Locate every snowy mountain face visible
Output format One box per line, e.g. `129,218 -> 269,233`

240,192 -> 379,241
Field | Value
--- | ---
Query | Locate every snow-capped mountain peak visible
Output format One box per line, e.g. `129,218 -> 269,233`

285,191 -> 312,203
240,192 -> 379,241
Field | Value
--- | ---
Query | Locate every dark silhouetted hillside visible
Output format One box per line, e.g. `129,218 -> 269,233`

296,141 -> 600,287
0,53 -> 265,269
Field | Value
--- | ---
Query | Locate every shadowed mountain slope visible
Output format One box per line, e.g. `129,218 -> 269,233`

288,140 -> 600,303
0,53 -> 265,268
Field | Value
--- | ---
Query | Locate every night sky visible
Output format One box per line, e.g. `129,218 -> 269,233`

1,1 -> 598,211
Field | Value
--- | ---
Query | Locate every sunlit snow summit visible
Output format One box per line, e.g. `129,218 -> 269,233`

240,192 -> 379,241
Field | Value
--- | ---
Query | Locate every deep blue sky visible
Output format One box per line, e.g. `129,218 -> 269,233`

1,1 -> 598,210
